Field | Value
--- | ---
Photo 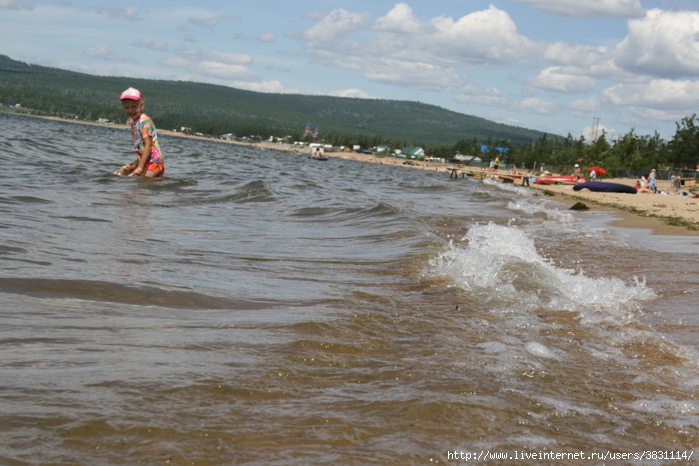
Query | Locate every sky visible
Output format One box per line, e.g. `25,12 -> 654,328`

3,0 -> 699,141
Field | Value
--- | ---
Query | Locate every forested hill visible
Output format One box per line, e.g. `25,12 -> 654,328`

0,54 -> 553,147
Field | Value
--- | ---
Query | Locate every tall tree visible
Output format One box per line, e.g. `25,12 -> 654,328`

668,114 -> 699,169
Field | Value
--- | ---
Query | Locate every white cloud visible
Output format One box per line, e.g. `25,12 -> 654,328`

512,0 -> 645,19
95,5 -> 140,21
545,42 -> 611,68
258,32 -> 277,43
581,123 -> 616,141
374,3 -> 426,33
187,14 -> 239,28
163,57 -> 191,68
198,61 -> 256,79
0,0 -> 33,10
188,16 -> 218,28
568,97 -> 602,117
152,41 -> 169,52
302,9 -> 371,42
364,59 -> 460,91
453,83 -> 509,107
512,97 -> 560,115
206,51 -> 252,65
84,45 -> 113,59
425,5 -> 540,66
615,9 -> 699,78
131,39 -> 169,52
329,88 -> 374,98
603,78 -> 699,109
232,80 -> 285,93
528,67 -> 596,93
299,4 -> 539,93
626,107 -> 688,122
540,41 -> 633,86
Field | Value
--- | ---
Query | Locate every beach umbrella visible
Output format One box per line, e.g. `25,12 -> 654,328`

586,166 -> 608,175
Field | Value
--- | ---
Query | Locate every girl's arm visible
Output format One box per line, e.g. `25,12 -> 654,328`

130,136 -> 153,176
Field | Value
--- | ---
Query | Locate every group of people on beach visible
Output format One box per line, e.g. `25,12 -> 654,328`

634,169 -> 690,195
634,169 -> 656,193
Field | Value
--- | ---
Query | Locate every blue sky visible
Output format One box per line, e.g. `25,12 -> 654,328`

2,0 -> 699,141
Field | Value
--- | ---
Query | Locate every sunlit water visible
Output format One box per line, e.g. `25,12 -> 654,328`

1,113 -> 698,465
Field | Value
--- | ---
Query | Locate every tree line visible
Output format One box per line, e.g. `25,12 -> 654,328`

425,116 -> 699,176
2,53 -> 699,175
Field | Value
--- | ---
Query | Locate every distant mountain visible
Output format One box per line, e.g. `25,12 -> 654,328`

0,54 -> 554,147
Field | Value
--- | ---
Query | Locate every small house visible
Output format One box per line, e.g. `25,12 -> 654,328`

402,147 -> 425,160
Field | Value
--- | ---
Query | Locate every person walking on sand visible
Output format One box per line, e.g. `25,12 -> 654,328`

115,87 -> 165,177
574,164 -> 582,183
649,168 -> 657,193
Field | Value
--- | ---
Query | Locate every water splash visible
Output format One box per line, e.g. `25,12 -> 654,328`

429,222 -> 656,313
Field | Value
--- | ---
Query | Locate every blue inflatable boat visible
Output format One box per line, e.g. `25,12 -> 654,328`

573,182 -> 637,194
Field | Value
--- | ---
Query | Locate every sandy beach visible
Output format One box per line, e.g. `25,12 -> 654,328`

525,176 -> 699,236
314,149 -> 699,236
20,113 -> 699,236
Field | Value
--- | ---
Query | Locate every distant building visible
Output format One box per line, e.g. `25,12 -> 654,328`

453,154 -> 482,164
481,145 -> 509,154
402,147 -> 425,160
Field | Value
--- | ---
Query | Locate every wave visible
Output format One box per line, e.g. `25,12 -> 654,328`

0,277 -> 284,310
428,221 -> 656,314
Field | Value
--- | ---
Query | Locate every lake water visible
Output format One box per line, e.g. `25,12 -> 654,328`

1,113 -> 698,465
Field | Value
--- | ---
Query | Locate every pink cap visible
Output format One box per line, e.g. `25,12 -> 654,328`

120,87 -> 143,101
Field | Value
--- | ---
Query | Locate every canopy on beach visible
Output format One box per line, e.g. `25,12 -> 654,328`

586,166 -> 608,175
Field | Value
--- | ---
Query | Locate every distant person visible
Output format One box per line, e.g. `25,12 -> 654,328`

573,164 -> 582,183
520,170 -> 530,186
115,87 -> 165,177
636,177 -> 652,193
589,168 -> 597,182
673,173 -> 682,191
493,155 -> 500,172
649,168 -> 657,193
312,147 -> 323,159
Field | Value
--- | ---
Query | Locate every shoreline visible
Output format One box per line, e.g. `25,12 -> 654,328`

527,180 -> 699,237
14,112 -> 699,236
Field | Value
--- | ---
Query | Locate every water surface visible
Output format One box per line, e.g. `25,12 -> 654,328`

1,114 -> 698,464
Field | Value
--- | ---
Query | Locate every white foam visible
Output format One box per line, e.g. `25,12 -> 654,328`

630,397 -> 699,415
507,199 -> 576,223
525,341 -> 557,359
429,222 -> 657,313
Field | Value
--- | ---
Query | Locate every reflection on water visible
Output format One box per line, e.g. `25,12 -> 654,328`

1,114 -> 698,464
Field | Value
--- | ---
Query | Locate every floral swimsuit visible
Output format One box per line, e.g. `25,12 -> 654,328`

132,114 -> 165,176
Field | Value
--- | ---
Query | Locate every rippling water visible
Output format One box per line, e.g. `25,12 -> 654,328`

1,113 -> 698,465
